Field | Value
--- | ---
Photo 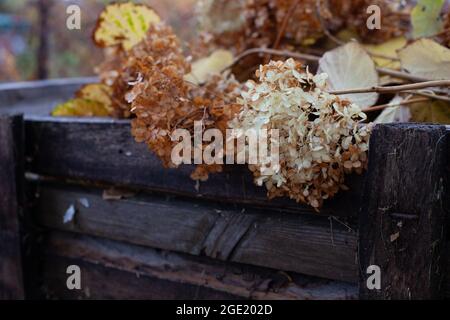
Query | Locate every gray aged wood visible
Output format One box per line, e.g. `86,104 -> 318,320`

0,114 -> 25,299
44,256 -> 240,300
25,116 -> 364,217
3,80 -> 449,300
0,78 -> 95,116
35,185 -> 358,283
41,231 -> 358,300
359,124 -> 449,300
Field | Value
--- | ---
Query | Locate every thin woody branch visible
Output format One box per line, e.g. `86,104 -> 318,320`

330,80 -> 450,95
228,48 -> 434,84
362,97 -> 429,112
227,48 -> 320,71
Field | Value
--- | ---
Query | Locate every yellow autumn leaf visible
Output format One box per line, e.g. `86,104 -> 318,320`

398,39 -> 450,80
410,101 -> 450,124
411,0 -> 445,39
321,29 -> 359,52
336,29 -> 359,43
52,98 -> 111,117
364,37 -> 406,69
184,49 -> 234,85
93,2 -> 161,51
76,83 -> 113,112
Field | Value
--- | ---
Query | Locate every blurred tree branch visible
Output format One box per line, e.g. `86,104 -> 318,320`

37,0 -> 53,79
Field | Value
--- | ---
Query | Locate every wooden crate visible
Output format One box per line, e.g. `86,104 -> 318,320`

0,79 -> 449,300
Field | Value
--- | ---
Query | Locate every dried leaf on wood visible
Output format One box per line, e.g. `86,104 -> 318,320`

76,83 -> 113,111
63,205 -> 76,224
52,98 -> 111,117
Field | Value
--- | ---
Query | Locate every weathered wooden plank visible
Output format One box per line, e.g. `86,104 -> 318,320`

41,231 -> 358,300
447,246 -> 450,299
0,114 -> 25,299
0,78 -> 95,111
359,124 -> 449,300
43,256 -> 239,300
35,185 -> 358,283
25,116 -> 364,217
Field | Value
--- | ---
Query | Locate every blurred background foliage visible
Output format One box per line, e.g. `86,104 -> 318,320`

0,0 -> 196,82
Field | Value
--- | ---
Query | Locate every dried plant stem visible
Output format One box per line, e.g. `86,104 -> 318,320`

315,0 -> 344,45
330,80 -> 450,95
227,48 -> 320,71
228,48 -> 433,84
403,90 -> 450,103
267,0 -> 301,63
273,0 -> 301,50
362,97 -> 429,113
312,46 -> 400,62
377,67 -> 431,83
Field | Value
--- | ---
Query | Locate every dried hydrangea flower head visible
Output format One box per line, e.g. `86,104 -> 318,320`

229,58 -> 372,210
326,0 -> 410,44
196,0 -> 275,55
95,47 -> 135,118
128,23 -> 243,181
127,22 -> 190,158
440,11 -> 450,47
195,0 -> 408,82
188,72 -> 243,180
196,0 -> 409,58
196,0 -> 323,53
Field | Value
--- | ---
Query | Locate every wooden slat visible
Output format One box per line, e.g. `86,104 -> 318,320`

34,185 -> 358,283
447,245 -> 450,299
0,78 -> 95,110
25,116 -> 364,217
0,114 -> 25,299
359,124 -> 449,299
41,231 -> 358,300
43,256 -> 240,300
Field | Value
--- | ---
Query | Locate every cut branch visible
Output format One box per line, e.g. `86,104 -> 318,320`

315,0 -> 344,46
330,80 -> 450,95
377,67 -> 431,83
362,97 -> 429,113
273,0 -> 301,50
226,48 -> 320,71
226,48 -> 433,84
403,90 -> 450,103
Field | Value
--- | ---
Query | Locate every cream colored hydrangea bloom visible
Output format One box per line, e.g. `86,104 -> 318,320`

229,58 -> 372,210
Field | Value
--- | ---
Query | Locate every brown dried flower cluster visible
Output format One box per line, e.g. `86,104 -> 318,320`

229,59 -> 372,209
196,0 -> 409,56
326,0 -> 410,44
126,23 -> 242,181
440,10 -> 450,48
95,48 -> 133,118
196,0 -> 273,55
